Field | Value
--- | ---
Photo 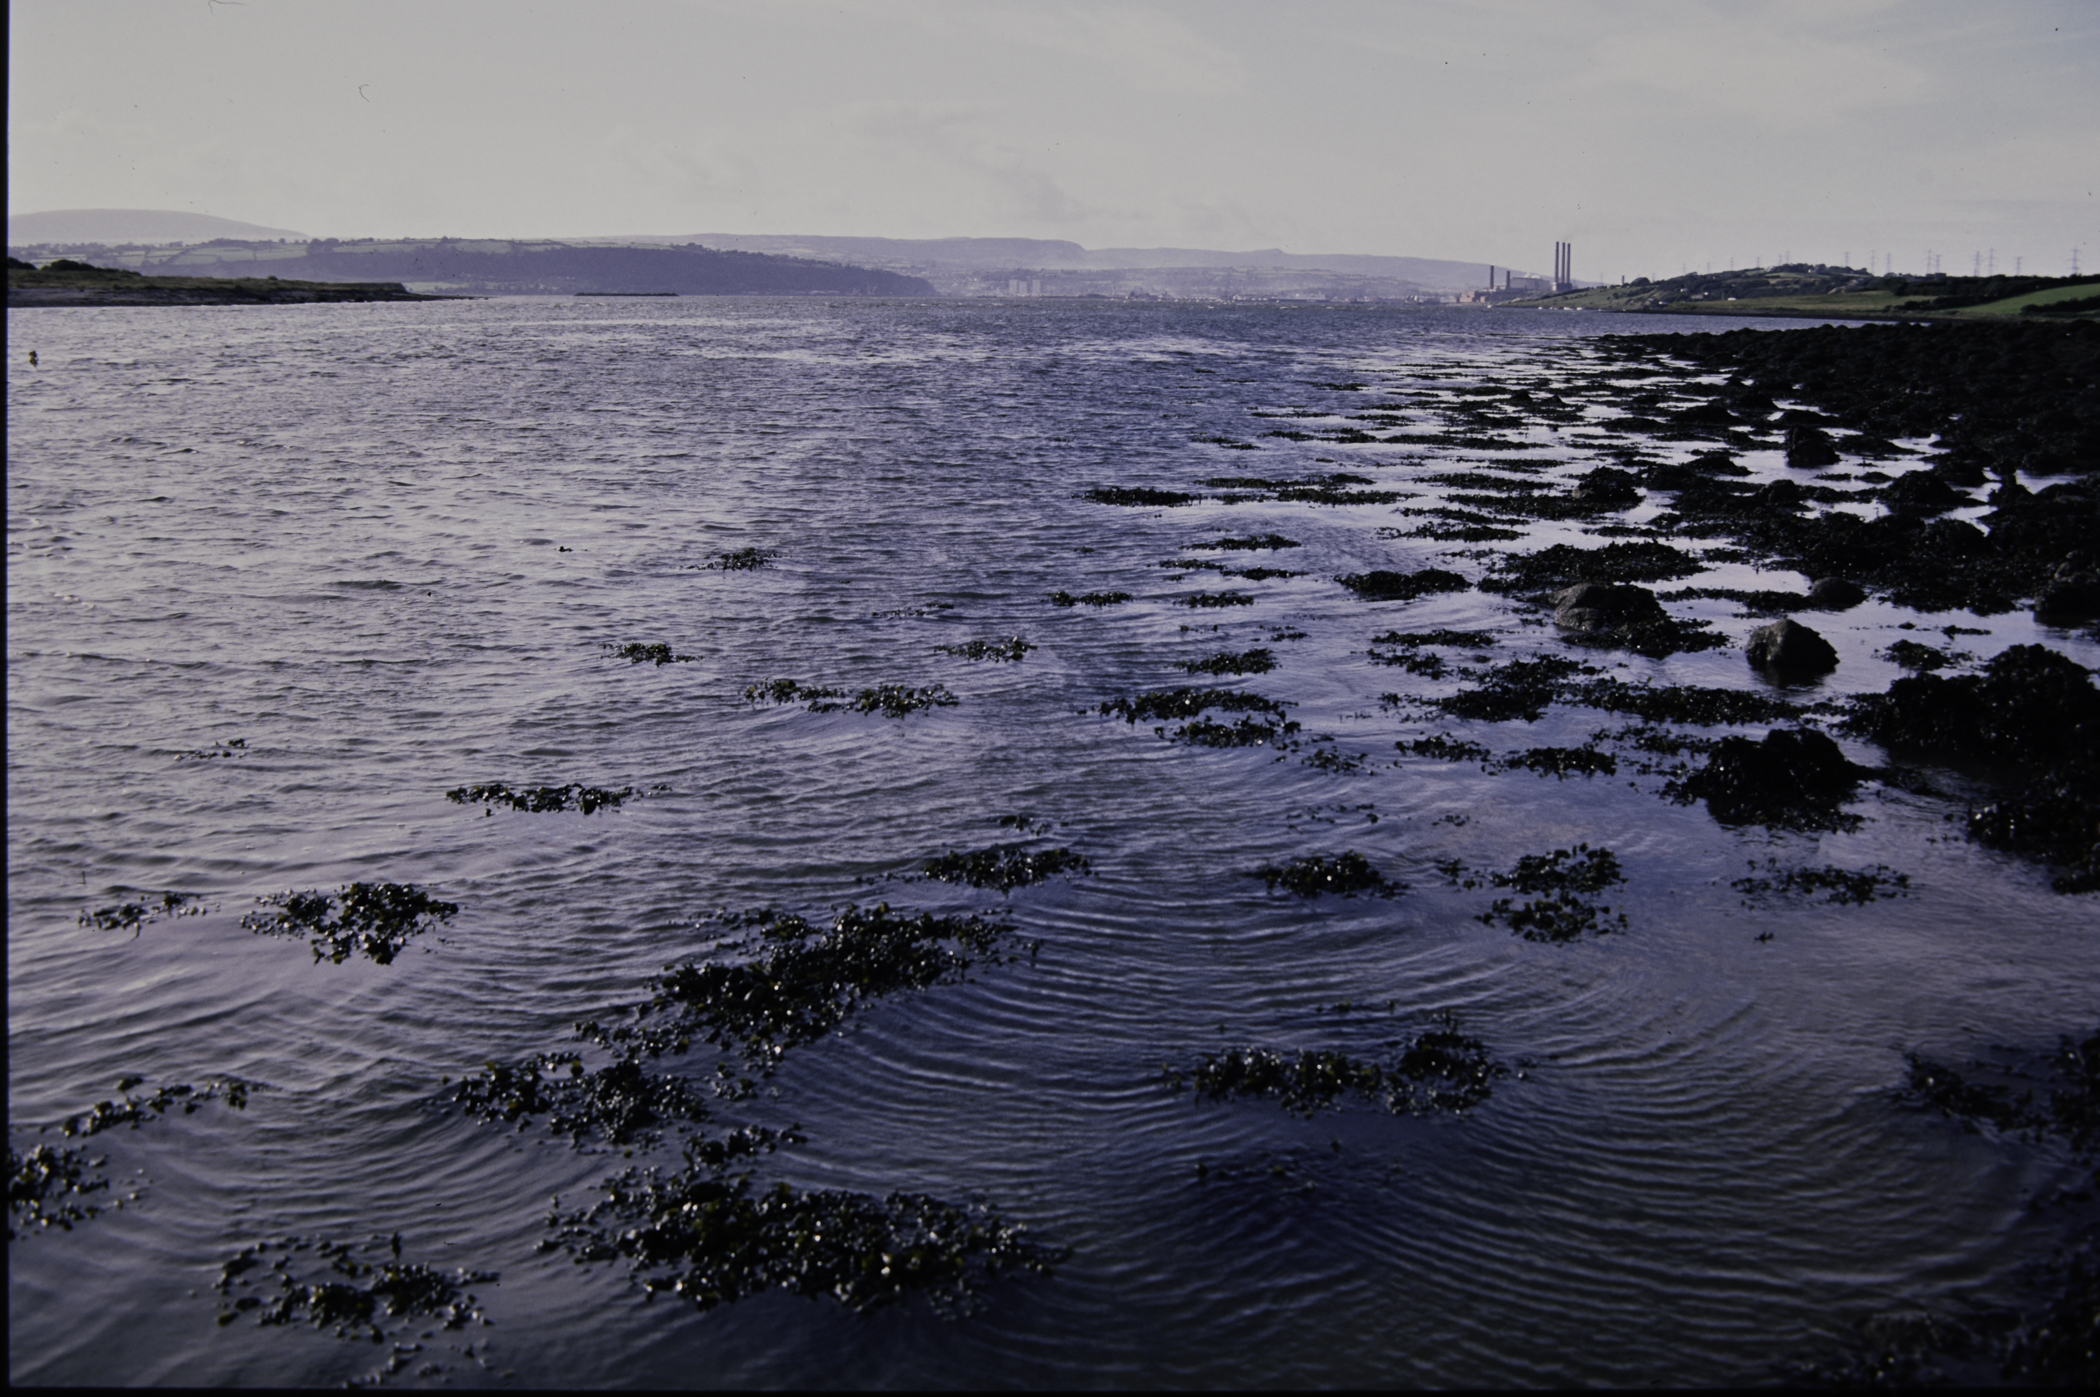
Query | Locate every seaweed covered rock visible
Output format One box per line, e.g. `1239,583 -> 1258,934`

1551,583 -> 1665,633
1805,577 -> 1868,610
1671,728 -> 1861,829
1881,470 -> 1968,515
1846,644 -> 2100,766
2033,554 -> 2100,628
1966,759 -> 2100,893
1785,425 -> 1841,469
1745,618 -> 1839,678
1569,467 -> 1643,508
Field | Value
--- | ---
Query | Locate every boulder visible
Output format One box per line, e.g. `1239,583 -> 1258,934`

1785,425 -> 1841,470
1551,582 -> 1666,634
1804,577 -> 1868,610
1746,618 -> 1839,677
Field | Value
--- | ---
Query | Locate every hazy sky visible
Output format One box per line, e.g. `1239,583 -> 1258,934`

9,0 -> 2097,279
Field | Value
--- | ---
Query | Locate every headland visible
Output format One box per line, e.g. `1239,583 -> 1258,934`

8,258 -> 453,307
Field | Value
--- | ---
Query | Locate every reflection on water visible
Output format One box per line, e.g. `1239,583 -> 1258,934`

8,298 -> 2096,1387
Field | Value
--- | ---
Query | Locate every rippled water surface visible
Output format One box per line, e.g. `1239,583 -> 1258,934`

9,298 -> 2098,1388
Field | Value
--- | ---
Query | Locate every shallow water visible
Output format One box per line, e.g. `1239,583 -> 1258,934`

8,297 -> 2097,1388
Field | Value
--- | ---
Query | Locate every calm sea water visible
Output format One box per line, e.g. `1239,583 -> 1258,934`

9,297 -> 2097,1388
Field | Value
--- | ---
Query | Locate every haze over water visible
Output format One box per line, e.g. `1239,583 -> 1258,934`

8,297 -> 2096,1387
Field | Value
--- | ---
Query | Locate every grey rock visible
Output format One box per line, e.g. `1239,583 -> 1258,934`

1552,582 -> 1666,634
1745,618 -> 1839,676
1804,577 -> 1867,610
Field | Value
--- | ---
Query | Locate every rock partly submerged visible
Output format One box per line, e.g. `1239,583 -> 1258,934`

1745,618 -> 1840,678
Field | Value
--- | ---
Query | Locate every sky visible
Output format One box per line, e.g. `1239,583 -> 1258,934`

9,0 -> 2097,281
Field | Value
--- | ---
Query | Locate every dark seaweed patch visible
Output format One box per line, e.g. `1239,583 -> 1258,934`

1399,734 -> 1493,763
1371,629 -> 1498,649
1182,590 -> 1254,608
1099,688 -> 1290,724
1164,1015 -> 1506,1117
1181,649 -> 1275,676
871,602 -> 956,619
1567,678 -> 1803,726
79,890 -> 205,933
1049,590 -> 1133,608
541,1146 -> 1061,1315
1562,613 -> 1731,660
1905,1031 -> 2099,1161
1173,717 -> 1300,748
1386,518 -> 1527,542
920,843 -> 1092,893
743,679 -> 958,717
8,1143 -> 112,1238
215,1235 -> 496,1340
1232,566 -> 1301,581
608,642 -> 695,666
447,781 -> 633,813
175,737 -> 247,761
1452,845 -> 1628,942
1481,541 -> 1706,594
1505,747 -> 1619,780
1883,638 -> 1971,671
1196,534 -> 1301,551
1335,569 -> 1470,602
449,1054 -> 714,1145
937,637 -> 1034,662
242,883 -> 459,964
1659,586 -> 1814,616
1302,747 -> 1369,774
61,1077 -> 255,1137
1732,860 -> 1911,906
584,905 -> 1023,1068
704,547 -> 777,572
1252,852 -> 1402,898
1436,656 -> 1593,723
1082,486 -> 1197,507
1371,649 -> 1449,678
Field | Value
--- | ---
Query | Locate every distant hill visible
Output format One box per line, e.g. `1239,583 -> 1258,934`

677,233 -> 1499,294
5,238 -> 936,297
8,208 -> 310,245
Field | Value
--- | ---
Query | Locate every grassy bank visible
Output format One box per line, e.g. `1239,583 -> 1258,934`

1502,264 -> 2099,322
